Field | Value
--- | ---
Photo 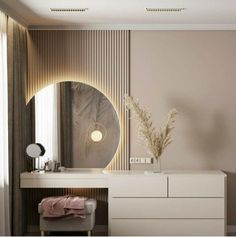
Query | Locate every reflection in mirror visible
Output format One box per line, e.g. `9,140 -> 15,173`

33,82 -> 120,169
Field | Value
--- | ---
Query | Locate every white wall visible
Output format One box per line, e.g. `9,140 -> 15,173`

130,31 -> 236,224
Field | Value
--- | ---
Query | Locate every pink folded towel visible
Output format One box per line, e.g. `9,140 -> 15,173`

41,195 -> 87,218
64,196 -> 86,210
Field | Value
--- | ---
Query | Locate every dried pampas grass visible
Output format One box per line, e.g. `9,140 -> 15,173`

125,95 -> 177,160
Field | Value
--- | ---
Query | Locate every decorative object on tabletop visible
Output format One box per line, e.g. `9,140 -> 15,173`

26,143 -> 46,172
125,95 -> 177,172
44,160 -> 62,172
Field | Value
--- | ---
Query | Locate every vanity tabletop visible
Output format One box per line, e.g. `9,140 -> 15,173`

20,169 -> 225,188
20,169 -> 226,180
21,169 -> 226,177
20,168 -> 109,188
20,168 -> 107,178
103,169 -> 226,176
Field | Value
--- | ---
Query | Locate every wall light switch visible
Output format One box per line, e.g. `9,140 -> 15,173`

130,157 -> 135,163
145,157 -> 153,164
130,157 -> 153,164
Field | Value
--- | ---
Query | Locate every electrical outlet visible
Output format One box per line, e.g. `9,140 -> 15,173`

145,157 -> 153,164
130,157 -> 153,164
130,157 -> 135,163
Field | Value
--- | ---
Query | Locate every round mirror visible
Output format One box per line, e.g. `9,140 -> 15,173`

26,143 -> 45,158
32,81 -> 120,168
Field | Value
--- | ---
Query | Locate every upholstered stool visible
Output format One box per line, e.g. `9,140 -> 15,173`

38,199 -> 97,236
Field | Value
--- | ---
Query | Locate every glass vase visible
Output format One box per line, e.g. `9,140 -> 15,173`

152,157 -> 162,173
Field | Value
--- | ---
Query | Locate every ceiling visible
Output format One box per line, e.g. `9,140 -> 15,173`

1,0 -> 236,29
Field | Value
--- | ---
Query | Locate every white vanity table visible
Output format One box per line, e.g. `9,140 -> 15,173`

20,170 -> 226,236
20,169 -> 108,188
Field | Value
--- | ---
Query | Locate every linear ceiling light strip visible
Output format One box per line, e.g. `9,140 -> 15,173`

146,8 -> 186,12
50,8 -> 89,12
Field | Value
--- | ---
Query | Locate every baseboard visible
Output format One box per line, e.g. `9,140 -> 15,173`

28,224 -> 235,236
228,225 -> 236,235
27,224 -> 108,235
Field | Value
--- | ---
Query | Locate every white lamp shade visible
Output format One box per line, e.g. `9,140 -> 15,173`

91,130 -> 103,142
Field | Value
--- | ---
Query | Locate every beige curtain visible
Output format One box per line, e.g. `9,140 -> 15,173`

0,10 -> 10,236
60,82 -> 72,167
7,18 -> 34,235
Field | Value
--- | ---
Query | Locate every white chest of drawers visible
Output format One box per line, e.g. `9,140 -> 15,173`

108,171 -> 226,236
20,170 -> 226,236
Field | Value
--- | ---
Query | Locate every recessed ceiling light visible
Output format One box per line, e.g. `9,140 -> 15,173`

50,8 -> 89,12
146,8 -> 186,12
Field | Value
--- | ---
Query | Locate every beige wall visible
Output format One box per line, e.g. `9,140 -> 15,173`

130,31 -> 236,224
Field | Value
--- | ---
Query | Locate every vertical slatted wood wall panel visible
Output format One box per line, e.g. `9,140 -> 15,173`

27,30 -> 130,171
25,31 -> 130,232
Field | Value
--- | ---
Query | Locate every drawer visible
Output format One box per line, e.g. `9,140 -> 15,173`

109,175 -> 167,197
110,219 -> 225,236
110,198 -> 224,218
168,173 -> 226,197
20,178 -> 108,188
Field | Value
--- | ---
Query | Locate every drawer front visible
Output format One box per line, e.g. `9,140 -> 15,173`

110,198 -> 224,218
110,219 -> 225,236
20,178 -> 108,188
109,175 -> 167,197
168,174 -> 225,197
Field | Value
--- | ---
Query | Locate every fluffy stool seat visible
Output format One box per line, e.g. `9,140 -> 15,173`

38,198 -> 97,236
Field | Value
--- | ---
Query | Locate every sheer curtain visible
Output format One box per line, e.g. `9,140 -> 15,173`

35,84 -> 60,167
0,11 -> 10,236
7,18 -> 34,235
